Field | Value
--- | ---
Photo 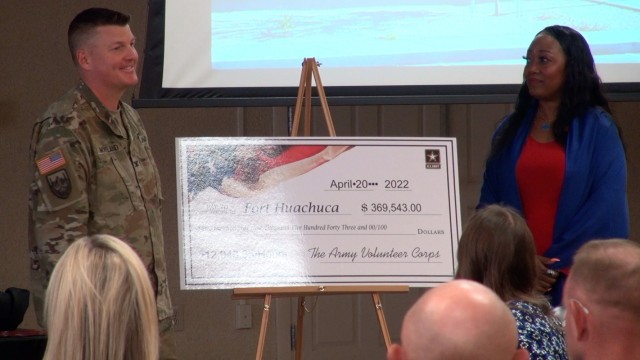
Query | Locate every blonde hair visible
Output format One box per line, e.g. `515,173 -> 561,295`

43,234 -> 159,360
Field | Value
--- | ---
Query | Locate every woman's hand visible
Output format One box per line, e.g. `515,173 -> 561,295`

535,255 -> 560,294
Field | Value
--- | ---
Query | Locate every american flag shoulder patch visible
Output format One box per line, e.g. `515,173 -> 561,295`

36,149 -> 67,175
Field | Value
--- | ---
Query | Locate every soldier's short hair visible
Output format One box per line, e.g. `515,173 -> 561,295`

570,239 -> 640,317
67,8 -> 131,65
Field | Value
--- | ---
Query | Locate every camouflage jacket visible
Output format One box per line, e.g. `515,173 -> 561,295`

28,83 -> 172,324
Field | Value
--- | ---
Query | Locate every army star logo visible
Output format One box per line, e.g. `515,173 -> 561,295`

425,149 -> 441,169
46,169 -> 72,199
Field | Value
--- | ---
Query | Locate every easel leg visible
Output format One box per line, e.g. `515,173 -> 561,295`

310,62 -> 336,136
304,70 -> 312,136
291,59 -> 311,137
372,293 -> 392,348
295,296 -> 306,360
255,294 -> 272,360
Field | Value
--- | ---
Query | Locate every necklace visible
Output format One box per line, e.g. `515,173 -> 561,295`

540,121 -> 551,130
535,112 -> 554,131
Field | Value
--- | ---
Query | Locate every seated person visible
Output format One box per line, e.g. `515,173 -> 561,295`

563,239 -> 640,360
42,234 -> 159,360
387,279 -> 529,360
456,204 -> 568,359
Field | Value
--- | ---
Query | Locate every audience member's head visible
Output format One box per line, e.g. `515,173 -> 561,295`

43,234 -> 159,360
387,279 -> 528,360
563,239 -> 640,360
456,204 -> 544,305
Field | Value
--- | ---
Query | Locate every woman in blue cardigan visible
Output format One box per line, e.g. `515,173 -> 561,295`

478,25 -> 628,306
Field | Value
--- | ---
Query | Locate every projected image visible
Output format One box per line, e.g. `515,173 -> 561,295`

210,0 -> 640,69
156,0 -> 640,94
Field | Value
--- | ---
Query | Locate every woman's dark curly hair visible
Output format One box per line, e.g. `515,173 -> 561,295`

491,25 -> 614,155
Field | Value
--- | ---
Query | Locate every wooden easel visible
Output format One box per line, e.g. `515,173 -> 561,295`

232,59 -> 408,360
232,285 -> 409,360
290,58 -> 336,137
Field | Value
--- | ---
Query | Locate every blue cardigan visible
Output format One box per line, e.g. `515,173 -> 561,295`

479,105 -> 629,271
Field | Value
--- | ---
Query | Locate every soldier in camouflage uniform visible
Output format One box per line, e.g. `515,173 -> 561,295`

28,8 -> 176,359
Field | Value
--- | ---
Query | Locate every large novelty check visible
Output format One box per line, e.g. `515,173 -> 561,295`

176,137 -> 460,289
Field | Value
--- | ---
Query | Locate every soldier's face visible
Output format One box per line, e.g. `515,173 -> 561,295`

81,25 -> 139,91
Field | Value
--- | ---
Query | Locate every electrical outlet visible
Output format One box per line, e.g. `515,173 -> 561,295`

235,303 -> 252,329
173,305 -> 184,331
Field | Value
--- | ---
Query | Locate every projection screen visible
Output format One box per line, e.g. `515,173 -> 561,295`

136,0 -> 640,107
